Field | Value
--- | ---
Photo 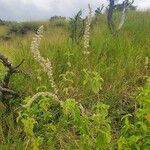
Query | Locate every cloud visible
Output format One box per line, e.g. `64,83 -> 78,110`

0,0 -> 150,21
137,0 -> 150,10
0,0 -> 52,21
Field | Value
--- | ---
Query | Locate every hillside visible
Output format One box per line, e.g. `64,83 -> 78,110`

0,11 -> 150,149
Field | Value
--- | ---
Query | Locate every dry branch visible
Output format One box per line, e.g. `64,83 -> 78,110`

0,53 -> 24,102
0,86 -> 18,96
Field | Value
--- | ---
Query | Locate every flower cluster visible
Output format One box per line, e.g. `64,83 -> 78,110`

30,25 -> 58,95
83,4 -> 92,55
23,92 -> 59,108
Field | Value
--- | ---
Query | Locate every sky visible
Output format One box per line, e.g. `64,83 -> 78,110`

0,0 -> 150,22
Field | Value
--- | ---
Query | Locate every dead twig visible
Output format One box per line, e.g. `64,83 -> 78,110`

0,53 -> 24,103
0,86 -> 18,96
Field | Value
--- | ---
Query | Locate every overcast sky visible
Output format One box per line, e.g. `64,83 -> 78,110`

0,0 -> 150,22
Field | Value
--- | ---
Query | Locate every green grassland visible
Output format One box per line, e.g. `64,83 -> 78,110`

0,11 -> 150,149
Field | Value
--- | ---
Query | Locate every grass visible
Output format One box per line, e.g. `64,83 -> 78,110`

0,10 -> 150,149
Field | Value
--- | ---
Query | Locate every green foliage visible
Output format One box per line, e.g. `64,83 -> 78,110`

59,71 -> 75,95
83,69 -> 104,94
18,97 -> 111,149
118,78 -> 150,150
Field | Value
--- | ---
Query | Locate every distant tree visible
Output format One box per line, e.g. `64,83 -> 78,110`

49,16 -> 67,28
49,16 -> 66,21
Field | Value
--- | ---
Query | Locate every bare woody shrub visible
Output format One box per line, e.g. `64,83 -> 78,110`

107,0 -> 134,31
